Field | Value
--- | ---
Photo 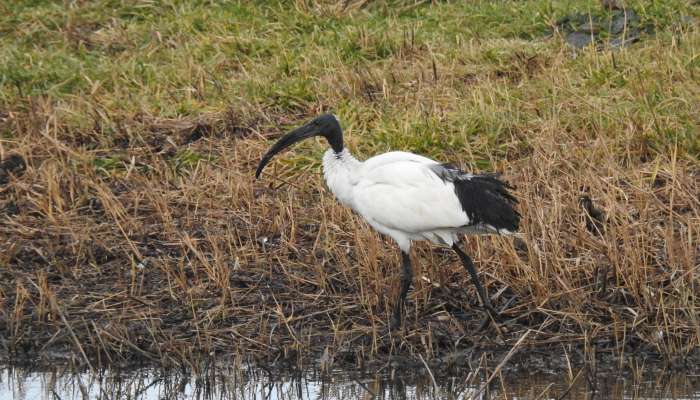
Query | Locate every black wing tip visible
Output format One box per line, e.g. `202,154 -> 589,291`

473,174 -> 519,201
453,173 -> 521,233
503,211 -> 521,232
429,163 -> 520,231
492,205 -> 521,233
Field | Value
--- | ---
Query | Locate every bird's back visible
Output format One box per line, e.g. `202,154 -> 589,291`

352,155 -> 519,236
360,151 -> 438,172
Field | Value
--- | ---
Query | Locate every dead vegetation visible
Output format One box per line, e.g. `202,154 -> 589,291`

1,100 -> 697,370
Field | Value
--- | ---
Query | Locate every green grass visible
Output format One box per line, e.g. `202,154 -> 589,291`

2,0 -> 697,156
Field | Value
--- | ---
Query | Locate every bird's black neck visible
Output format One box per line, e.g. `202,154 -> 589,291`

325,123 -> 343,154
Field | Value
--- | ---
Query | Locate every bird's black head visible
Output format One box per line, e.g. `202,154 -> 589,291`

255,114 -> 343,179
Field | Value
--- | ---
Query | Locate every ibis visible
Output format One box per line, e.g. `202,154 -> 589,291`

255,114 -> 520,329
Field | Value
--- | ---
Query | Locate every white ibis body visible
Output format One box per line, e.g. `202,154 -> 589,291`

255,114 -> 520,328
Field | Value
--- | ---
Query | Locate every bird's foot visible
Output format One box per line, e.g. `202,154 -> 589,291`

477,303 -> 503,333
390,312 -> 402,332
477,313 -> 495,332
484,304 -> 501,322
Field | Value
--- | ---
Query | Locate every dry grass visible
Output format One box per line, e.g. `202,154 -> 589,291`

0,0 -> 698,369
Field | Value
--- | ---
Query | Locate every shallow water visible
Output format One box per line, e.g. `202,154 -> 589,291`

3,364 -> 700,400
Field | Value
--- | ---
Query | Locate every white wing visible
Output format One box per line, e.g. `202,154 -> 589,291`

352,154 -> 470,234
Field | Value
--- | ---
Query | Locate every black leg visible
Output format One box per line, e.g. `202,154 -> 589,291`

391,251 -> 413,329
452,243 -> 500,321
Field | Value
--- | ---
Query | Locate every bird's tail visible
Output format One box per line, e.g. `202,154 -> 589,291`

453,173 -> 521,233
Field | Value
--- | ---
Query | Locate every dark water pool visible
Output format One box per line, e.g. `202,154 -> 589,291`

2,364 -> 700,399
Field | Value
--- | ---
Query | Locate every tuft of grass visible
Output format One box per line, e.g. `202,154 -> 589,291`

0,0 -> 698,370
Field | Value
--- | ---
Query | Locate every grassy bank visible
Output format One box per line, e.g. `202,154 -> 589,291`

1,0 -> 699,369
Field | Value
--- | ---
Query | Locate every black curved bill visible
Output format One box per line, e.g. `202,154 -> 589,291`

255,122 -> 321,179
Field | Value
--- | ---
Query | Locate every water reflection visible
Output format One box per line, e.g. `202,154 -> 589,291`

2,364 -> 700,399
